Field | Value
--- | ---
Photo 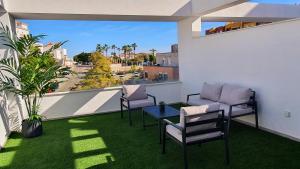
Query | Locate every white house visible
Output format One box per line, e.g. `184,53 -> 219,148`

15,21 -> 29,38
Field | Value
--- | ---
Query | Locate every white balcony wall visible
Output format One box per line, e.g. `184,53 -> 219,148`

178,18 -> 300,140
39,82 -> 182,120
0,12 -> 21,149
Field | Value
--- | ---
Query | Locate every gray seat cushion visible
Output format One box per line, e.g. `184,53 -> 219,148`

126,99 -> 155,109
187,97 -> 216,106
219,84 -> 252,105
220,103 -> 253,117
200,82 -> 223,101
166,124 -> 223,143
123,85 -> 148,101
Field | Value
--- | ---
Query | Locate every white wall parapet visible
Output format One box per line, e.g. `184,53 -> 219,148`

39,82 -> 182,120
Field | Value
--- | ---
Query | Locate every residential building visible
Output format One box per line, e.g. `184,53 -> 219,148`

40,42 -> 68,66
15,21 -> 29,38
143,44 -> 179,81
156,44 -> 178,67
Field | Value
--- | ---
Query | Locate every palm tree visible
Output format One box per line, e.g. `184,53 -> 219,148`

131,43 -> 137,58
149,48 -> 157,65
127,45 -> 133,59
117,47 -> 121,63
103,44 -> 110,57
122,45 -> 128,59
150,48 -> 157,56
96,44 -> 104,54
111,44 -> 116,56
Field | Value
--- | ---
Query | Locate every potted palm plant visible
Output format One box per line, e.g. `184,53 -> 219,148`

0,25 -> 69,138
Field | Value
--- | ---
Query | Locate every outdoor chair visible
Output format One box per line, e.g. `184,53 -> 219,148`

162,104 -> 229,169
120,84 -> 156,126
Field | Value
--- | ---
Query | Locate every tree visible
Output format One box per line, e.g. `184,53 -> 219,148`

96,44 -> 104,54
127,45 -> 133,59
111,44 -> 116,56
149,54 -> 156,64
73,52 -> 91,64
0,26 -> 70,126
131,43 -> 137,57
80,52 -> 120,90
117,47 -> 121,56
149,48 -> 157,56
122,45 -> 128,59
103,44 -> 110,57
149,49 -> 157,64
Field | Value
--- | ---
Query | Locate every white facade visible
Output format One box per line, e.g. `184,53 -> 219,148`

178,18 -> 300,140
40,43 -> 68,65
15,21 -> 29,38
156,44 -> 179,67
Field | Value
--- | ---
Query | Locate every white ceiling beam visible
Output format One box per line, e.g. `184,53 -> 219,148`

203,2 -> 300,22
192,0 -> 248,15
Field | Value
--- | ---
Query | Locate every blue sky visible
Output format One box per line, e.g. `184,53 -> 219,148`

20,0 -> 300,57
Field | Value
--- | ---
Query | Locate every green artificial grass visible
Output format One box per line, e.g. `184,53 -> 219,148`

1,104 -> 300,169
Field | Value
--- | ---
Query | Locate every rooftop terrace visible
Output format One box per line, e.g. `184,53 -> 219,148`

1,105 -> 300,169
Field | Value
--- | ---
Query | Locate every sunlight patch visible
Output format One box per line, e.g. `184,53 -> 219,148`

68,119 -> 88,124
75,153 -> 115,169
0,151 -> 16,167
72,137 -> 106,153
0,137 -> 22,167
70,128 -> 99,138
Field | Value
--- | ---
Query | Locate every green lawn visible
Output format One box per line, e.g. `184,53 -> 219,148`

1,105 -> 300,169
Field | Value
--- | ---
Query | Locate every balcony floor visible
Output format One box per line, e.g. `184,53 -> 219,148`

1,104 -> 300,169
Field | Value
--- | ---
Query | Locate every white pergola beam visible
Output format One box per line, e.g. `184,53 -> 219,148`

192,0 -> 247,15
203,2 -> 300,22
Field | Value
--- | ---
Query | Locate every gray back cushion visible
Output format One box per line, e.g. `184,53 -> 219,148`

219,84 -> 252,105
179,103 -> 220,129
123,85 -> 148,101
200,82 -> 223,101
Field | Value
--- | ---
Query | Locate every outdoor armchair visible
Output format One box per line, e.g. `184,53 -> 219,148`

120,84 -> 156,126
162,104 -> 229,169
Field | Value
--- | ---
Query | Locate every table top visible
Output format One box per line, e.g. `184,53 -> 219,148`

143,105 -> 180,119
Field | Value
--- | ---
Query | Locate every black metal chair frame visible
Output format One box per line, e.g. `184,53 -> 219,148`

186,90 -> 258,133
120,91 -> 156,126
162,110 -> 229,169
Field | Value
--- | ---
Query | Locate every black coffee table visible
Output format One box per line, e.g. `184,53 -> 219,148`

142,105 -> 180,143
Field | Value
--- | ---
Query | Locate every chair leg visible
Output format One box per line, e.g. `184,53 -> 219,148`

120,100 -> 124,119
162,125 -> 166,154
224,137 -> 230,165
227,117 -> 231,136
255,107 -> 259,129
183,144 -> 188,169
128,109 -> 132,126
